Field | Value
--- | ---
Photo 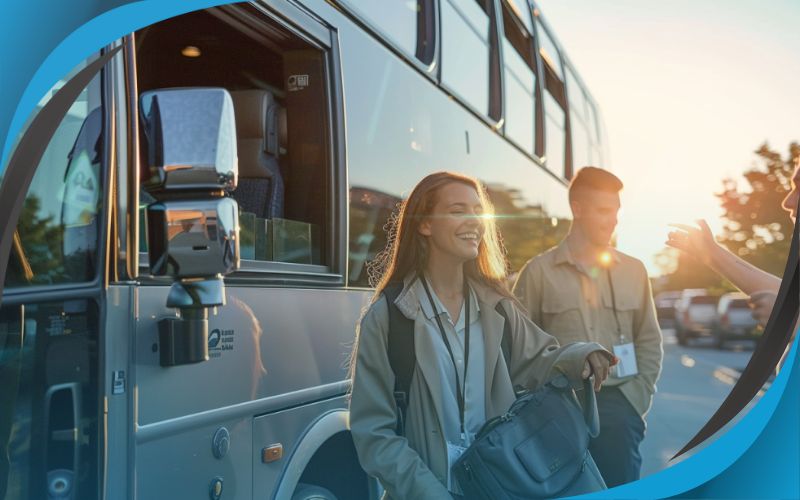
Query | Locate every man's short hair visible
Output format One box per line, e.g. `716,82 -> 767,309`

568,167 -> 623,202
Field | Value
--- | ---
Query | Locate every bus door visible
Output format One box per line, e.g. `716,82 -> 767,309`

0,50 -> 119,500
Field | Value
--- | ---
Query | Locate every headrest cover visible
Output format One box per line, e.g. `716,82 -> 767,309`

230,90 -> 275,139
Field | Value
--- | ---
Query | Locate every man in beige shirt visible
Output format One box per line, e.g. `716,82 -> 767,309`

513,167 -> 663,487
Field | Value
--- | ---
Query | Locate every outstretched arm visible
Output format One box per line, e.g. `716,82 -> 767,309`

666,220 -> 781,296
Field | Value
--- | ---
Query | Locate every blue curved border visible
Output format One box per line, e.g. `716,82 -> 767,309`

578,336 -> 798,499
681,337 -> 798,498
1,2 -> 798,498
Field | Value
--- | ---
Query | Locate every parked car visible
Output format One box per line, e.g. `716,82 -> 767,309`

675,290 -> 719,346
672,288 -> 706,338
654,290 -> 682,327
712,292 -> 761,349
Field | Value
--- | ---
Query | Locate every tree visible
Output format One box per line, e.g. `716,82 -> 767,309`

716,142 -> 798,276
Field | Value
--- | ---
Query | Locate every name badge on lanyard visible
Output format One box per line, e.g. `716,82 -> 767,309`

607,267 -> 638,378
613,340 -> 638,378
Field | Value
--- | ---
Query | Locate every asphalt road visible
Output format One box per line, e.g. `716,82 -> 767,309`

639,327 -> 765,477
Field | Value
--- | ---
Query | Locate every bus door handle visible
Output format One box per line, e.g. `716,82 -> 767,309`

43,382 -> 81,500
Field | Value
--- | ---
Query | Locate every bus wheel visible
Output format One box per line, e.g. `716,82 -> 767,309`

292,483 -> 338,500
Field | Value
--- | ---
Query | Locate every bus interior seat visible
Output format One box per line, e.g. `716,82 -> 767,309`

230,89 -> 285,219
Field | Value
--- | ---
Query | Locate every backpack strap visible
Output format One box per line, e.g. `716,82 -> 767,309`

496,301 -> 526,396
497,302 -> 512,371
382,282 -> 415,435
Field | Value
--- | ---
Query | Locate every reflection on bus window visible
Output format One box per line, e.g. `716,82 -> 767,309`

570,113 -> 592,169
441,0 -> 492,116
5,66 -> 104,288
566,67 -> 591,168
485,183 -> 570,274
544,92 -> 566,175
586,100 -> 604,165
343,0 -> 421,59
348,187 -> 401,287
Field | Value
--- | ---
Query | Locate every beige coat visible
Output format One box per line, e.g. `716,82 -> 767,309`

349,276 -> 610,499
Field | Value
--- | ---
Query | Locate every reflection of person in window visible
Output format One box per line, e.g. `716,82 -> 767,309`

61,107 -> 102,278
348,171 -> 613,499
667,157 -> 799,369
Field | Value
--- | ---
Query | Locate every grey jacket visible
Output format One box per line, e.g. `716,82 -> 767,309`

349,276 -> 611,499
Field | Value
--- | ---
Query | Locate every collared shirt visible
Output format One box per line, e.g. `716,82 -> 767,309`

413,277 -> 486,448
513,240 -> 663,416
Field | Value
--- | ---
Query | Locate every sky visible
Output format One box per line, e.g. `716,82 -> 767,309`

535,0 -> 800,276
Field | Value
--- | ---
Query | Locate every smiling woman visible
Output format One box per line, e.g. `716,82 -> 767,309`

348,171 -> 614,498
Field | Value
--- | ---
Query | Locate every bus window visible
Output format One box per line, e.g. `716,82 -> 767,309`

340,0 -> 431,63
441,0 -> 494,117
135,7 -> 331,269
570,111 -> 592,170
587,98 -> 601,143
536,19 -> 567,176
565,66 -> 592,170
543,92 -> 566,175
4,60 -> 104,289
505,0 -> 532,33
501,0 -> 536,155
536,20 -> 563,80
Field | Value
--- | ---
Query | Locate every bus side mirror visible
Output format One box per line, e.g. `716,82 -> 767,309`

139,88 -> 240,367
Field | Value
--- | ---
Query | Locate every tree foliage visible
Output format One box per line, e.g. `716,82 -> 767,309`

716,142 -> 798,276
486,184 -> 569,275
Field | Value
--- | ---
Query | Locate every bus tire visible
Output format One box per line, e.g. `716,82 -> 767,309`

292,483 -> 338,500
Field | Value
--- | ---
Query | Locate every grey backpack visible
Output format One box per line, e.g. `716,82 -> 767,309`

452,376 -> 607,499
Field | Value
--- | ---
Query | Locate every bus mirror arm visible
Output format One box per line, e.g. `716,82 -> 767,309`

158,278 -> 225,367
139,87 -> 240,368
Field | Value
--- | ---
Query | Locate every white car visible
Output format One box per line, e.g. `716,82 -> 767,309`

674,290 -> 719,346
712,292 -> 761,349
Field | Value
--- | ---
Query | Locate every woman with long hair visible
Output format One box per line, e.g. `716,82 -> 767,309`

349,172 -> 614,499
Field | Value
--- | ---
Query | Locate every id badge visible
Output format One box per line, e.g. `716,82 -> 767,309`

446,441 -> 467,493
612,342 -> 638,378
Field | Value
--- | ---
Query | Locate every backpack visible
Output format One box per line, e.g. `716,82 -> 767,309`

382,282 -> 512,435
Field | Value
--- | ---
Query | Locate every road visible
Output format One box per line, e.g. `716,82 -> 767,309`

639,327 -> 766,477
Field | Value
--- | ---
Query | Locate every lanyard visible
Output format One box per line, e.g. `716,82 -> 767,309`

606,267 -> 624,341
421,277 -> 470,439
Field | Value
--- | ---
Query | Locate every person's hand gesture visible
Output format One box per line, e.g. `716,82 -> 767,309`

749,290 -> 778,327
666,219 -> 719,266
582,351 -> 617,391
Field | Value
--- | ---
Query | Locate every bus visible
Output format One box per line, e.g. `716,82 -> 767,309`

0,0 -> 609,498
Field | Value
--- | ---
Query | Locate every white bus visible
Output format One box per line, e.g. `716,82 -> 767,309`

0,1 -> 608,498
